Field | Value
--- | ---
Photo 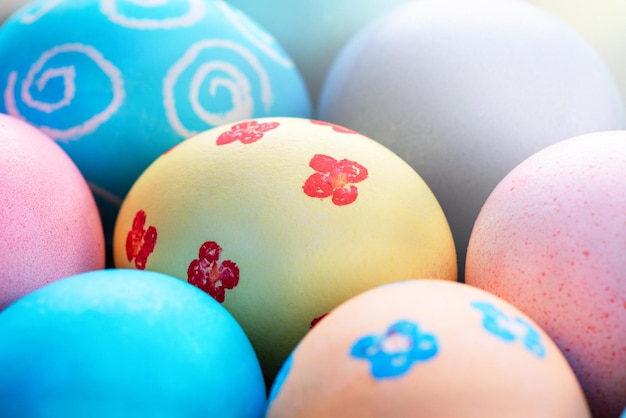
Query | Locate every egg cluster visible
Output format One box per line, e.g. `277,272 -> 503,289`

0,1 -> 625,418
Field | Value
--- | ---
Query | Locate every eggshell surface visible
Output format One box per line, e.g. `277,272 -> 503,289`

466,130 -> 626,418
318,0 -> 626,280
266,280 -> 591,418
113,117 -> 457,379
0,0 -> 311,253
0,113 -> 104,310
0,269 -> 266,418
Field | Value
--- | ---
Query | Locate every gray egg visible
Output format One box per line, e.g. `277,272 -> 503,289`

318,0 -> 626,280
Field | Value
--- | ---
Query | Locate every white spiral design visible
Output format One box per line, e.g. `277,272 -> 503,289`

163,39 -> 273,138
89,182 -> 123,207
19,0 -> 64,24
3,43 -> 125,142
216,1 -> 294,68
100,0 -> 205,29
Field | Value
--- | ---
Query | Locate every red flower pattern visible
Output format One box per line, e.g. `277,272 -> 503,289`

187,241 -> 240,303
216,120 -> 280,145
126,210 -> 157,270
310,313 -> 328,328
303,154 -> 368,206
310,119 -> 358,134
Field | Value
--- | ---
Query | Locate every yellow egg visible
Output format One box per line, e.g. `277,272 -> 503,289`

113,117 -> 456,378
266,280 -> 591,418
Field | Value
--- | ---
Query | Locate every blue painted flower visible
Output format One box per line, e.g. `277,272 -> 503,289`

350,320 -> 438,380
471,301 -> 546,359
515,317 -> 547,358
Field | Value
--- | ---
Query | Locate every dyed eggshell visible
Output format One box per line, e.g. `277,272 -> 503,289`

266,280 -> 590,417
466,131 -> 626,418
318,0 -> 626,280
0,0 -> 311,250
227,0 -> 412,104
0,269 -> 266,418
113,117 -> 457,379
0,113 -> 104,310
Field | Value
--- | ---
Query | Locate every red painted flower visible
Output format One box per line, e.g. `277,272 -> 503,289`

187,241 -> 240,303
303,154 -> 368,206
310,119 -> 358,134
310,313 -> 328,328
216,120 -> 280,145
126,210 -> 157,270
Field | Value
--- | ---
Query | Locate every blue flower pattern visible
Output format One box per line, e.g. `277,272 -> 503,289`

350,320 -> 438,380
472,301 -> 546,358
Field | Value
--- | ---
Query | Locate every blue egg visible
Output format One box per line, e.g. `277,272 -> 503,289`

227,0 -> 411,105
0,0 -> 311,255
0,269 -> 266,418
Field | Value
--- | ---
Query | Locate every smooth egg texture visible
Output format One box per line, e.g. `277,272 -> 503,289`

466,130 -> 626,418
318,0 -> 626,280
0,112 -> 104,310
266,280 -> 591,417
113,116 -> 456,379
0,269 -> 266,418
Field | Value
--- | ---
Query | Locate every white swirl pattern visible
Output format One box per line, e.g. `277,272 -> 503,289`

4,43 -> 125,142
89,182 -> 123,207
216,1 -> 294,68
19,0 -> 64,24
100,0 -> 205,29
163,39 -> 273,138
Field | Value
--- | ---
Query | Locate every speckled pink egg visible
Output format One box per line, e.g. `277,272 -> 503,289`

0,113 -> 104,310
466,130 -> 626,418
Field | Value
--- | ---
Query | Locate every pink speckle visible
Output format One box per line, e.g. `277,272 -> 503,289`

0,113 -> 105,310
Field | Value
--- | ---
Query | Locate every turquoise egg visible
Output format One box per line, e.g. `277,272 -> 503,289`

227,0 -> 411,105
0,269 -> 266,418
0,0 -> 311,256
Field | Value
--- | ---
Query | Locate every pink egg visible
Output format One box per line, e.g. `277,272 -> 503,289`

466,130 -> 626,418
0,113 -> 105,310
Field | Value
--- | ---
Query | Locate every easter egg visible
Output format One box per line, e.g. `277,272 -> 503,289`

0,0 -> 311,257
466,130 -> 626,418
528,0 -> 626,104
112,116 -> 457,379
0,113 -> 104,311
0,269 -> 266,418
227,0 -> 411,104
266,280 -> 591,417
317,0 -> 626,280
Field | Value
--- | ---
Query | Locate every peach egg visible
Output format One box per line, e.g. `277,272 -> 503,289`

113,116 -> 456,379
0,113 -> 104,310
466,130 -> 626,417
266,280 -> 591,417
